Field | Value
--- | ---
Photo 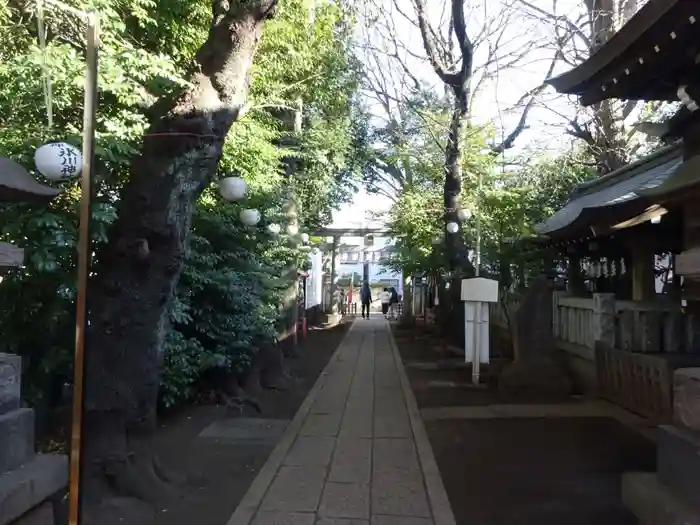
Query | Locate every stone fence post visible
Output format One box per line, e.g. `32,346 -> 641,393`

593,293 -> 616,347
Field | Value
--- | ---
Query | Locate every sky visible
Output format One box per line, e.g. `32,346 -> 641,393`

329,0 -> 589,230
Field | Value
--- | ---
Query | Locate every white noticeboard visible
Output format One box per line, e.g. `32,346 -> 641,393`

461,278 -> 499,381
464,302 -> 490,364
461,277 -> 498,302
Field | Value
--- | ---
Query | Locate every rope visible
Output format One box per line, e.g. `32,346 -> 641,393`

36,0 -> 53,129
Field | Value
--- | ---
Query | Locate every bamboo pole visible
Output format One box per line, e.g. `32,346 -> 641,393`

67,11 -> 100,525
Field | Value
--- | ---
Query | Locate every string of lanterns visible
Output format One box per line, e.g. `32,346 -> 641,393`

33,142 -> 312,246
445,207 -> 473,234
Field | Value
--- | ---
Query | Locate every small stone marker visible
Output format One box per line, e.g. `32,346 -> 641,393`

674,368 -> 700,432
0,353 -> 21,415
498,277 -> 573,398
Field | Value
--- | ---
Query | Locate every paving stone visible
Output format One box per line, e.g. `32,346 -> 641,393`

198,418 -> 289,444
373,414 -> 412,438
371,471 -> 430,518
311,397 -> 348,415
316,518 -> 368,525
260,467 -> 326,513
373,438 -> 419,473
374,396 -> 407,417
374,374 -> 400,388
300,414 -> 342,437
318,482 -> 370,519
284,436 -> 336,467
371,516 -> 432,525
329,438 -> 372,484
345,397 -> 373,413
252,511 -> 316,525
339,413 -> 373,439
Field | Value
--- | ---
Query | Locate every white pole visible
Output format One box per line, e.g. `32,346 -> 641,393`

464,301 -> 469,363
472,301 -> 482,385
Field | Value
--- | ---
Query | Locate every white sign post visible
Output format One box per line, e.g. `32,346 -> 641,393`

461,277 -> 499,385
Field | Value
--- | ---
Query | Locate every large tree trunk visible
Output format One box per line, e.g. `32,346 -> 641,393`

444,88 -> 468,271
82,0 -> 276,508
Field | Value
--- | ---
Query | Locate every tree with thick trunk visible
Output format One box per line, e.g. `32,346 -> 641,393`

82,0 -> 276,510
411,0 -> 472,272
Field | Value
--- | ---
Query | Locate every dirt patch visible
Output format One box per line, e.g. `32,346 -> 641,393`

393,325 -> 579,407
426,418 -> 655,525
148,321 -> 349,525
392,324 -> 656,525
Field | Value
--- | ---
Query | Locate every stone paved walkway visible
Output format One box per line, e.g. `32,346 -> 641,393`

227,318 -> 455,525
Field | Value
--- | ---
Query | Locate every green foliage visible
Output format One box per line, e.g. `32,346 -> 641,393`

384,107 -> 498,277
0,0 -> 364,410
383,96 -> 596,288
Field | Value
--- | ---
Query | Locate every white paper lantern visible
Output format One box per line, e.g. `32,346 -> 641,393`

446,222 -> 459,234
267,223 -> 281,235
458,208 -> 472,221
34,142 -> 82,181
240,208 -> 261,226
301,233 -> 309,244
219,177 -> 247,202
287,224 -> 299,236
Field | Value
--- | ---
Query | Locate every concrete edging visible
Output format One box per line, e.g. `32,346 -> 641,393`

386,323 -> 457,525
226,323 -> 354,525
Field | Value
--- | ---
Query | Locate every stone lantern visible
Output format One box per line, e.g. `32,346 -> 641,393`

0,155 -> 68,525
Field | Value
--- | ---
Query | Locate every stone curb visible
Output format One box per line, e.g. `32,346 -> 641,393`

226,322 -> 357,525
386,323 -> 457,525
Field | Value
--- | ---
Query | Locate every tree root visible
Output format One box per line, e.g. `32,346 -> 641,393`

108,452 -> 181,505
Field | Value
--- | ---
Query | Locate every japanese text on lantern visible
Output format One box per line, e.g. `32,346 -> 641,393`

55,143 -> 79,177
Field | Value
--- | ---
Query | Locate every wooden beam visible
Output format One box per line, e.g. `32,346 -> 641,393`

0,242 -> 24,267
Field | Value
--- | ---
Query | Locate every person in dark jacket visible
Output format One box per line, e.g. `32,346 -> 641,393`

360,282 -> 372,319
388,286 -> 399,319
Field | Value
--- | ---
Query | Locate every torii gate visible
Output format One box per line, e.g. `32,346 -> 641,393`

311,225 -> 389,315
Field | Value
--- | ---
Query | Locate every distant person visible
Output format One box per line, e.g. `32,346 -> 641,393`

379,287 -> 391,319
389,286 -> 399,319
360,282 -> 372,319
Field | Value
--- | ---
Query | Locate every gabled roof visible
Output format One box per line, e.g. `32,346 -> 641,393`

0,156 -> 60,202
546,0 -> 700,105
535,144 -> 683,237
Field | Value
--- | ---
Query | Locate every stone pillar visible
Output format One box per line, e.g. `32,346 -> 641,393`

498,277 -> 573,398
593,293 -> 616,347
0,353 -> 68,525
328,235 -> 338,314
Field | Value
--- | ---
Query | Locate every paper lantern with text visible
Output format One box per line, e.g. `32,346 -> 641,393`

34,142 -> 82,181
